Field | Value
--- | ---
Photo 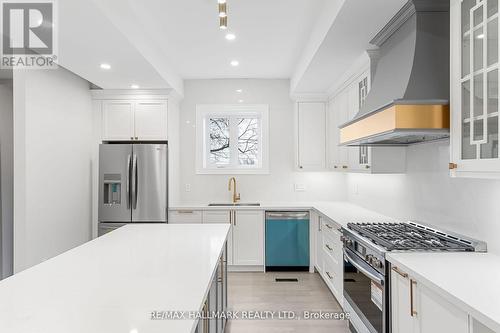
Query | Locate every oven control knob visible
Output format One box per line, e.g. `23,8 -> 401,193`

344,239 -> 353,247
372,258 -> 382,268
366,254 -> 373,263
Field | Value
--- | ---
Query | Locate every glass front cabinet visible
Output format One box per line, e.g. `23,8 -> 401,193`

451,0 -> 500,177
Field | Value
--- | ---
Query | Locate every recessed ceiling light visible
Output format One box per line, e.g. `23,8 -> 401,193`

230,60 -> 239,67
236,89 -> 242,93
477,33 -> 485,39
238,99 -> 244,103
100,63 -> 111,70
218,0 -> 226,3
225,33 -> 236,41
131,84 -> 139,89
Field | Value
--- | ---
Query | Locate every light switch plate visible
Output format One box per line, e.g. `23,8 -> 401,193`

294,183 -> 306,192
185,184 -> 191,192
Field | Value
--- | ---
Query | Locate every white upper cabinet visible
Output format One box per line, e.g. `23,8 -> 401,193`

100,98 -> 168,141
296,102 -> 327,171
102,101 -> 135,141
328,69 -> 406,174
134,101 -> 168,140
451,0 -> 500,178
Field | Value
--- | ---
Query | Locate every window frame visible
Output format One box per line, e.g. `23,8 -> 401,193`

196,104 -> 270,174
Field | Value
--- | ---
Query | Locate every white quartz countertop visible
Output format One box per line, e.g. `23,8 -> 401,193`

386,252 -> 500,332
170,201 -> 400,228
0,224 -> 230,333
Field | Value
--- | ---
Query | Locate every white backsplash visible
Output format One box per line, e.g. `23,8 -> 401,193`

178,79 -> 347,204
347,140 -> 500,254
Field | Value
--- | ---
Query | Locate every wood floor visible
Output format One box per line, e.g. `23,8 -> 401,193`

226,272 -> 351,333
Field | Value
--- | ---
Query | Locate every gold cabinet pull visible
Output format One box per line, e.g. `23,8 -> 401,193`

410,279 -> 417,317
326,271 -> 333,279
392,266 -> 408,278
178,210 -> 194,214
449,163 -> 458,170
325,244 -> 333,251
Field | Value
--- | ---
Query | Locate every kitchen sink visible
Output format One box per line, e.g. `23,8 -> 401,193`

208,203 -> 261,207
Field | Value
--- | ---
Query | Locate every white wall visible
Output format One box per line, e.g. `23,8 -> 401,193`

13,68 -> 93,272
0,81 -> 13,278
168,98 -> 181,205
178,79 -> 346,204
346,140 -> 500,254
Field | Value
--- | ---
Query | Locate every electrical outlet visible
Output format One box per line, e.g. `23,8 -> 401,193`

185,184 -> 191,192
294,183 -> 306,192
354,183 -> 359,195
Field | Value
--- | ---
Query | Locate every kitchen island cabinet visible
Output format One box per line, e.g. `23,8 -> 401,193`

0,224 -> 230,333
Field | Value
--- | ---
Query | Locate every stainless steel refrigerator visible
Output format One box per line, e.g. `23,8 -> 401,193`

98,143 -> 168,236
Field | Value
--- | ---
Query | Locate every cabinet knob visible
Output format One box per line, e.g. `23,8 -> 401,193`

449,163 -> 458,170
130,137 -> 133,140
342,165 -> 348,169
135,136 -> 138,140
333,165 -> 338,169
299,166 -> 303,169
365,165 -> 371,169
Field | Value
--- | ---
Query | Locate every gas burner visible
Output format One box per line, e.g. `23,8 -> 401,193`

347,222 -> 476,252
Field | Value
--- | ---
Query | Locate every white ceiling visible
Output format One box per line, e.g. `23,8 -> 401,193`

90,0 -> 326,80
57,0 -> 173,91
292,0 -> 407,93
56,0 -> 407,95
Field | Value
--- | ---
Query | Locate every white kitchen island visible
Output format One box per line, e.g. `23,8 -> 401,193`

0,224 -> 230,333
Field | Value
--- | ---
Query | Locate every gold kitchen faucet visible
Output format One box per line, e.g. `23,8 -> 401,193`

228,177 -> 240,203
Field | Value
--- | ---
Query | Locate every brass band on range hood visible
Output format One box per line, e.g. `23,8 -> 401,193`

339,104 -> 450,145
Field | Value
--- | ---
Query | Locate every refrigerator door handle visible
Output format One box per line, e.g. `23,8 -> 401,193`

132,154 -> 138,210
126,154 -> 131,209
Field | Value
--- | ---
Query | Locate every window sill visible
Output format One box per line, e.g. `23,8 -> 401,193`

196,168 -> 270,175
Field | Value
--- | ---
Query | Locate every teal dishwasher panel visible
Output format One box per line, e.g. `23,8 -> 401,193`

265,214 -> 309,268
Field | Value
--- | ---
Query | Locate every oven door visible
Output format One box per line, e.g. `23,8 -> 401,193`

343,248 -> 386,333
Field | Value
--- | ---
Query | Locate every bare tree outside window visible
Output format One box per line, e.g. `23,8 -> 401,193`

238,118 -> 259,165
209,118 -> 230,165
208,116 -> 260,167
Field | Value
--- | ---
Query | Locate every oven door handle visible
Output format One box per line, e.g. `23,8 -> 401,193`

343,248 -> 385,286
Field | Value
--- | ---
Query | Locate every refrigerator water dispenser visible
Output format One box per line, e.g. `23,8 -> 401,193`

103,174 -> 121,205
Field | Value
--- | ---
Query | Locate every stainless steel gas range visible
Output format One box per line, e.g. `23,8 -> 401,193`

341,221 -> 487,333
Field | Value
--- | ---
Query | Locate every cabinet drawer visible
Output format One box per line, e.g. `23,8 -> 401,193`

323,254 -> 343,300
321,218 -> 341,239
322,234 -> 341,264
203,211 -> 231,224
169,210 -> 203,224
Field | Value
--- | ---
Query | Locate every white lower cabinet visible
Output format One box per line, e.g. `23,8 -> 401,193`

315,214 -> 343,305
232,210 -> 264,266
391,266 -> 469,333
203,210 -> 263,269
313,212 -> 323,273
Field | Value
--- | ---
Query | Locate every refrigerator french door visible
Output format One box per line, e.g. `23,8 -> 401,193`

98,143 -> 168,236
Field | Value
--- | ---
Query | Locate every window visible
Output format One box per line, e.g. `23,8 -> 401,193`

196,104 -> 269,174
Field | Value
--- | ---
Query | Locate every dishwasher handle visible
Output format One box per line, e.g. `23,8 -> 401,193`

266,212 -> 309,220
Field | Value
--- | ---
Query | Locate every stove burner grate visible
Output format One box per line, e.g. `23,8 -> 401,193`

347,222 -> 474,251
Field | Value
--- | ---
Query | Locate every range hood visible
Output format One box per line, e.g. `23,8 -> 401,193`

339,0 -> 450,146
